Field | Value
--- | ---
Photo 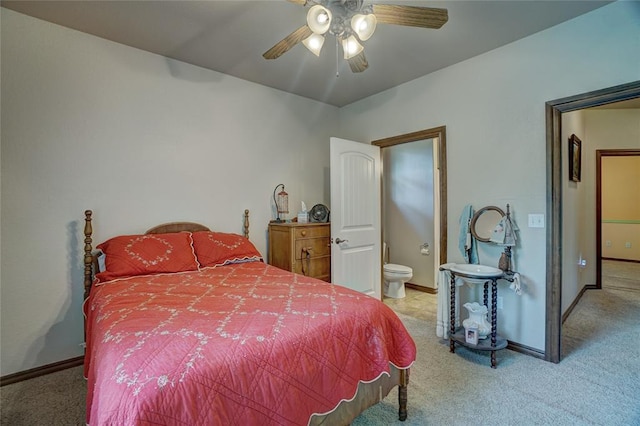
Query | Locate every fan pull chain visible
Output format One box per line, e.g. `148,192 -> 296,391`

336,38 -> 339,78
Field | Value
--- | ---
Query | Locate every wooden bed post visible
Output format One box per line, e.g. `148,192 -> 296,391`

398,369 -> 408,421
84,210 -> 93,300
243,209 -> 250,239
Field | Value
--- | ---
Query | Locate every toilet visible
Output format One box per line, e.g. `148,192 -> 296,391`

383,243 -> 413,299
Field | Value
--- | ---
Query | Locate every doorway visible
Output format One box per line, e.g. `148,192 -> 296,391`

596,150 -> 640,289
372,126 -> 448,292
545,80 -> 640,363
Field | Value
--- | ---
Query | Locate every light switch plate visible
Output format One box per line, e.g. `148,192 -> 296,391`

528,214 -> 545,228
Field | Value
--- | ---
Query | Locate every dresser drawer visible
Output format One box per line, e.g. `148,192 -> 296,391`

295,237 -> 331,260
295,226 -> 329,239
293,256 -> 330,282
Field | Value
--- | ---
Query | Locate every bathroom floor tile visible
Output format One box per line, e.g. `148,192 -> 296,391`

383,288 -> 436,322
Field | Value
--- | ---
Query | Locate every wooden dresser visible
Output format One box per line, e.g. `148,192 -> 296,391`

268,222 -> 331,282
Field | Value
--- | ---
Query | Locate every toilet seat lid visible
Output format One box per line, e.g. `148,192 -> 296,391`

384,263 -> 412,274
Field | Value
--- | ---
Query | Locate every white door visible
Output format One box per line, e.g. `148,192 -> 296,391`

330,137 -> 381,299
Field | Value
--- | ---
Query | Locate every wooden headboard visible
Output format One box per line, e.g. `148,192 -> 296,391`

146,222 -> 211,234
83,209 -> 251,299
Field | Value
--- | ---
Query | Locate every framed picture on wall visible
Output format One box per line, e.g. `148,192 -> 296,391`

569,134 -> 582,182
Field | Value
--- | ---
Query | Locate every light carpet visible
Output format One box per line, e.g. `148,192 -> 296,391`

2,263 -> 639,425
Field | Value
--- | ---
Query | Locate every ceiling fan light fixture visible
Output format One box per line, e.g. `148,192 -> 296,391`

302,33 -> 325,56
307,5 -> 332,35
351,13 -> 377,41
263,1 -> 449,75
342,35 -> 364,59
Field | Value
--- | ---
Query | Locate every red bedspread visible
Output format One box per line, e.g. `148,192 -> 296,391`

84,261 -> 416,425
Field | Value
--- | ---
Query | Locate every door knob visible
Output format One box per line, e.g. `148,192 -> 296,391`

334,238 -> 348,244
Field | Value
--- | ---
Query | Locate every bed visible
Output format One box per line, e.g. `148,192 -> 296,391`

82,209 -> 416,425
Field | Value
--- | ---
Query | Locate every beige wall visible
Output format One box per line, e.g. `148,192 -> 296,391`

601,156 -> 640,261
1,8 -> 338,376
561,110 -> 587,314
382,139 -> 435,289
339,1 -> 640,351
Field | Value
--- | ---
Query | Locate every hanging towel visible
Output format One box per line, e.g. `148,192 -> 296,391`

458,204 -> 479,264
490,217 -> 506,245
436,263 -> 463,338
504,214 -> 519,246
491,214 -> 520,246
509,272 -> 523,295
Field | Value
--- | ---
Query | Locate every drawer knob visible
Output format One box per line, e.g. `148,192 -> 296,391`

301,230 -> 307,236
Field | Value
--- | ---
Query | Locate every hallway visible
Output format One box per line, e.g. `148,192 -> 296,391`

602,259 -> 640,292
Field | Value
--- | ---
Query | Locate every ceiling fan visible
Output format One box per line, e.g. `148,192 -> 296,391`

263,0 -> 448,73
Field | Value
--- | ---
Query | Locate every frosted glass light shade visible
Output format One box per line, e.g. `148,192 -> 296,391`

302,33 -> 325,56
277,190 -> 289,215
351,13 -> 377,41
307,5 -> 332,34
342,35 -> 364,59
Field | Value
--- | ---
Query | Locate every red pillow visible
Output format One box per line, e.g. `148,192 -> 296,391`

95,232 -> 199,282
192,231 -> 262,268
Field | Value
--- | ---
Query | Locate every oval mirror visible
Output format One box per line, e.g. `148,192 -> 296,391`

470,206 -> 505,242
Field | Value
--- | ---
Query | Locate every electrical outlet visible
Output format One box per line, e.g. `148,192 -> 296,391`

625,242 -> 632,248
497,296 -> 504,310
606,240 -> 612,247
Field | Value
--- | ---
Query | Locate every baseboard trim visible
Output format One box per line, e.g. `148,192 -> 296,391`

506,341 -> 545,359
562,284 -> 597,324
602,257 -> 640,264
0,356 -> 84,387
405,283 -> 437,294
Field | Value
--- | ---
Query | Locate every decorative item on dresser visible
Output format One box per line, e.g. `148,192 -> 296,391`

309,203 -> 330,223
272,184 -> 289,223
268,221 -> 331,282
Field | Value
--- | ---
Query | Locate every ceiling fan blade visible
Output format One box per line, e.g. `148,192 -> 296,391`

263,25 -> 313,60
287,0 -> 307,4
348,51 -> 368,73
372,4 -> 448,29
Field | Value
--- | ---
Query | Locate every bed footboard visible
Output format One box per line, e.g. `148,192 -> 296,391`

308,365 -> 410,425
399,368 -> 409,421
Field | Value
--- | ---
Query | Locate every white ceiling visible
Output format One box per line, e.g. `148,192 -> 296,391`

2,0 -> 613,107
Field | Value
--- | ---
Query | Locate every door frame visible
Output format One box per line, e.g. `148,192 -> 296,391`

545,80 -> 640,363
372,126 -> 448,276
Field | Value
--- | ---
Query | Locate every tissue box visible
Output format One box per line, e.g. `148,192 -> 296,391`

297,212 -> 308,223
